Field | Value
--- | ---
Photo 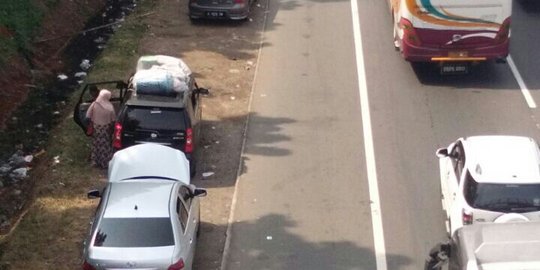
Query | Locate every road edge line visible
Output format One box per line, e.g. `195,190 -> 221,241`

508,55 -> 536,109
219,1 -> 270,269
350,0 -> 388,269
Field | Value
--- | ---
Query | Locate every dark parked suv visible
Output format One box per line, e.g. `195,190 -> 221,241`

74,80 -> 208,176
113,86 -> 206,174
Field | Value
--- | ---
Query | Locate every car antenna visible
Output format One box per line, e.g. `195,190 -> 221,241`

134,205 -> 138,210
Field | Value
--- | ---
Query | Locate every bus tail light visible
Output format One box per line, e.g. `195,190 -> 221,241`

495,18 -> 511,44
399,18 -> 421,46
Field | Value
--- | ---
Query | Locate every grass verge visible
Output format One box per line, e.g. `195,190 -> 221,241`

0,0 -> 43,65
0,0 -> 156,269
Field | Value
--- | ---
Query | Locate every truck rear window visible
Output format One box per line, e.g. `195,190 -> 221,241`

124,107 -> 186,131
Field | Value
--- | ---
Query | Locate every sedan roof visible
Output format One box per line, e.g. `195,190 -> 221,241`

464,136 -> 540,184
104,181 -> 174,218
108,143 -> 190,184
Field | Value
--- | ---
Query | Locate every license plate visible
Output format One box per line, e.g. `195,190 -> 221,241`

205,11 -> 225,17
440,63 -> 469,75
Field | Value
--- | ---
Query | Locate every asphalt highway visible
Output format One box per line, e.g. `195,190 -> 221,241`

223,0 -> 540,269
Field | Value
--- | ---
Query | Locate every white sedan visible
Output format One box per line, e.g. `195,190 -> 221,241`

436,135 -> 540,235
82,143 -> 207,270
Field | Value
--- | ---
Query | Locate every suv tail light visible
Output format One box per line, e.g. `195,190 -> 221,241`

112,122 -> 123,149
462,209 -> 473,225
82,261 -> 96,270
399,18 -> 421,46
185,128 -> 193,153
234,0 -> 245,3
494,18 -> 511,44
168,259 -> 185,270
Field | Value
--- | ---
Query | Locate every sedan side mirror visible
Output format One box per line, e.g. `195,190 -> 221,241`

193,188 -> 207,197
436,148 -> 449,158
87,189 -> 101,199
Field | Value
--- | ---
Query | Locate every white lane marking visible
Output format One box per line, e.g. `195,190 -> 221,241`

220,1 -> 270,270
508,55 -> 537,109
350,0 -> 388,269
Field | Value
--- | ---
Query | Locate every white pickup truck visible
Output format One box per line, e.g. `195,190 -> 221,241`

425,222 -> 540,270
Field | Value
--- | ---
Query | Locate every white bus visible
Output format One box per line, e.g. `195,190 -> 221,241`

389,0 -> 511,70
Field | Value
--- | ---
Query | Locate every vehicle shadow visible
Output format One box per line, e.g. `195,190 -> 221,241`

195,214 -> 413,270
411,62 -> 519,90
516,0 -> 540,13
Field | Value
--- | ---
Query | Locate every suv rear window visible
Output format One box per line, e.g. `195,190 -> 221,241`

93,218 -> 174,247
124,106 -> 186,131
465,172 -> 540,213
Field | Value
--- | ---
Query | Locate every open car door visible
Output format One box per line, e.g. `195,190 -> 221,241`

73,80 -> 128,135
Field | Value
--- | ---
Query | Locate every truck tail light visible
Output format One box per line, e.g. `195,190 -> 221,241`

462,209 -> 473,225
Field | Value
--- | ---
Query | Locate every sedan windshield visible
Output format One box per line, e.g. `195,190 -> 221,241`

93,218 -> 174,247
465,173 -> 540,213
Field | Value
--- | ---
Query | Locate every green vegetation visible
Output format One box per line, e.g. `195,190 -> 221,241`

88,11 -> 152,81
0,36 -> 17,65
0,0 -> 156,268
45,0 -> 61,9
0,0 -> 44,64
0,0 -> 154,160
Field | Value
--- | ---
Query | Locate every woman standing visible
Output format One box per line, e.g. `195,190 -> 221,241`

86,89 -> 116,169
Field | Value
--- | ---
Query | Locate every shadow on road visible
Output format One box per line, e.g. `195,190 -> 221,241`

411,62 -> 518,90
516,0 -> 540,13
195,112 -> 295,189
218,214 -> 413,270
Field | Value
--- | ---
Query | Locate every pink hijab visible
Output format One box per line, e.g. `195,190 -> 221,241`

86,89 -> 116,125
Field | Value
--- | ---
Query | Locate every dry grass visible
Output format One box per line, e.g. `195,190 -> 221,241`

0,1 -> 156,269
